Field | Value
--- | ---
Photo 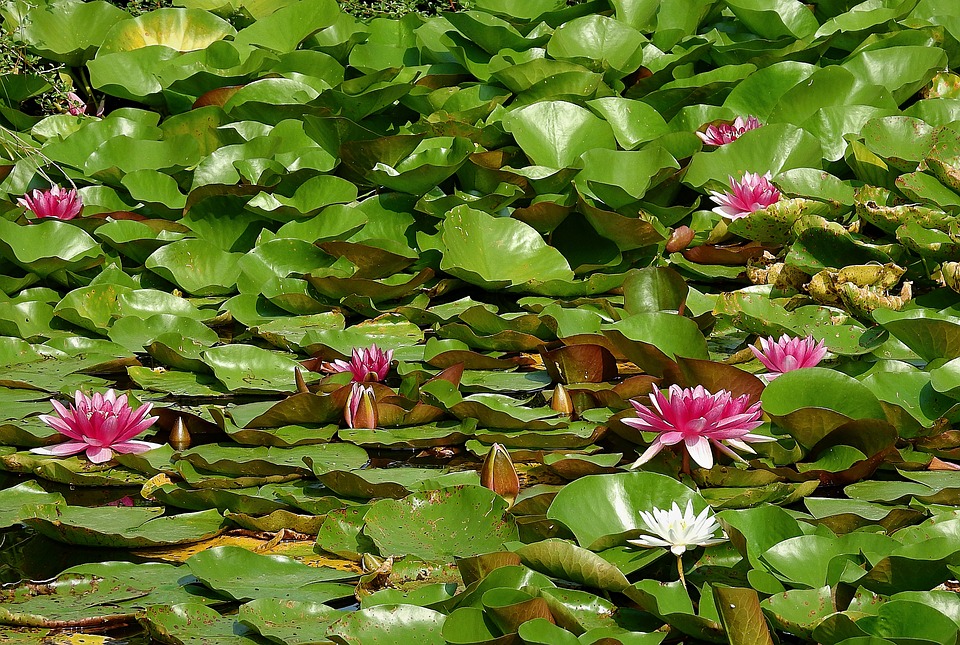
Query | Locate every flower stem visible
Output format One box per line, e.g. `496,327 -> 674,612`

681,449 -> 690,476
677,554 -> 686,588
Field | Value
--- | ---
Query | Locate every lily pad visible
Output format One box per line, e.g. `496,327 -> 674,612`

363,486 -> 519,559
186,545 -> 356,602
24,504 -> 226,548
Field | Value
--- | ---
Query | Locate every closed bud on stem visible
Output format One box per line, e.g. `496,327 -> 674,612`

169,417 -> 191,451
551,383 -> 575,418
294,366 -> 311,394
345,383 -> 378,429
665,225 -> 695,253
480,443 -> 520,505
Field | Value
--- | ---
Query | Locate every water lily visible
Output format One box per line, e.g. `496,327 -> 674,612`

345,382 -> 378,429
65,91 -> 87,116
323,344 -> 393,383
104,495 -> 135,507
751,334 -> 827,380
629,500 -> 727,587
624,385 -> 771,472
18,186 -> 83,221
629,500 -> 727,555
697,115 -> 761,146
64,91 -> 103,117
31,390 -> 161,464
709,172 -> 780,220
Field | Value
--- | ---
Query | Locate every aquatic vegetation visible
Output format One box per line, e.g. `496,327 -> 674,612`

0,0 -> 958,642
625,385 -> 769,471
630,500 -> 727,556
320,344 -> 393,383
17,186 -> 83,220
751,334 -> 828,380
709,171 -> 781,219
479,442 -> 519,505
697,115 -> 761,146
31,389 -> 160,464
344,382 -> 378,429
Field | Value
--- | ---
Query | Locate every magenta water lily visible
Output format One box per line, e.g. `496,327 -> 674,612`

709,171 -> 781,219
323,344 -> 393,383
64,91 -> 104,117
625,385 -> 771,471
31,390 -> 161,464
18,186 -> 83,221
66,92 -> 87,116
696,115 -> 761,146
751,334 -> 827,380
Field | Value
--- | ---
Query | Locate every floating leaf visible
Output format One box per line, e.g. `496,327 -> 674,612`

363,486 -> 519,559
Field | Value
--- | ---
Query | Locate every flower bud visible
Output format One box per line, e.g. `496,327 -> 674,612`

480,443 -> 520,505
294,366 -> 311,394
666,225 -> 695,253
550,383 -> 575,417
169,416 -> 191,451
345,383 -> 378,429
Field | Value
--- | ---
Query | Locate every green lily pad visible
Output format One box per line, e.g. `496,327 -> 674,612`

186,545 -> 356,602
364,486 -> 519,559
327,605 -> 446,645
338,420 -> 474,449
108,314 -> 218,353
141,603 -> 265,645
145,240 -> 243,296
0,219 -> 104,280
0,480 -> 65,529
99,7 -> 236,54
516,538 -> 630,592
24,504 -> 226,548
315,467 -> 479,500
238,598 -> 341,645
179,443 -> 368,477
502,99 -> 616,168
203,345 -> 303,394
546,471 -> 707,550
437,206 -> 575,289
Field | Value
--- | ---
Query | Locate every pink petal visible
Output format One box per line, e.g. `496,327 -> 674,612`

632,439 -> 665,467
31,441 -> 89,457
110,440 -> 163,455
685,436 -> 714,469
86,446 -> 114,464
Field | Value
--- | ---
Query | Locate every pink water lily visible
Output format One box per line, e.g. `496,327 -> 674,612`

322,344 -> 393,383
65,92 -> 87,116
697,115 -> 761,146
709,172 -> 781,220
751,334 -> 827,380
18,186 -> 83,221
625,385 -> 771,471
31,390 -> 161,464
64,91 -> 103,117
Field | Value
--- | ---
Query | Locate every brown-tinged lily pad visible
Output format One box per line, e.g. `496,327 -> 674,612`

314,467 -> 479,500
177,443 -> 368,477
225,388 -> 351,428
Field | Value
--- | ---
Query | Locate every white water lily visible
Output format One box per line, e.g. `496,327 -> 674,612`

629,500 -> 727,556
